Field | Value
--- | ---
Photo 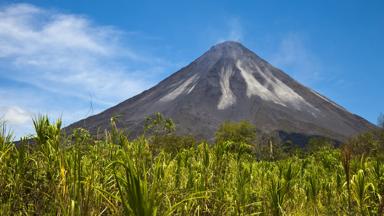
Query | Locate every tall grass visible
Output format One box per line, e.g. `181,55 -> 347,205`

0,116 -> 383,215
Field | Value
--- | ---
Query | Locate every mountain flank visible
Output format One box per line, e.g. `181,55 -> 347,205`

67,41 -> 376,143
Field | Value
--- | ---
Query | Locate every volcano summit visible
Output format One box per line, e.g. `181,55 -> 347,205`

68,41 -> 375,142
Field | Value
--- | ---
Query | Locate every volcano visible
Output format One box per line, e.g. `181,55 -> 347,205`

67,41 -> 375,143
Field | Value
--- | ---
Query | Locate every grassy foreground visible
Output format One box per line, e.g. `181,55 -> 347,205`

0,116 -> 384,215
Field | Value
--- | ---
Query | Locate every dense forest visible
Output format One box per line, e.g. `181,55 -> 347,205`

1,114 -> 384,215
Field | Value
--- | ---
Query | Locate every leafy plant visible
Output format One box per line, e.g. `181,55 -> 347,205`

0,116 -> 383,215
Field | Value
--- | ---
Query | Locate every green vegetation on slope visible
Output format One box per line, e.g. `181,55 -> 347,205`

1,115 -> 384,215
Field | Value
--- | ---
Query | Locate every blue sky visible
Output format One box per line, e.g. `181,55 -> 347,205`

0,0 -> 383,138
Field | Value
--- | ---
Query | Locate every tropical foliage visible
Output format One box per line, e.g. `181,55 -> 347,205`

0,115 -> 384,215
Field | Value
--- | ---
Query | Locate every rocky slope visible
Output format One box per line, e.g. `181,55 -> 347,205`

67,41 -> 376,143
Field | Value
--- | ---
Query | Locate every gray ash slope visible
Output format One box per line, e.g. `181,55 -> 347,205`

67,41 -> 375,142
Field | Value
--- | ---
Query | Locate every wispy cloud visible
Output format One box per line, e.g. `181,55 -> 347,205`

227,18 -> 243,41
270,33 -> 322,85
216,17 -> 244,43
0,3 -> 171,138
0,3 -> 162,105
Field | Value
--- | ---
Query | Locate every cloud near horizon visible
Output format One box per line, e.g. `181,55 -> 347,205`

0,3 -> 170,138
0,106 -> 30,125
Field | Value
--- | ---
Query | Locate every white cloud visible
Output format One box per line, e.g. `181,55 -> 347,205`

0,3 -> 162,105
0,3 -> 172,139
0,106 -> 31,125
0,106 -> 33,139
270,33 -> 322,85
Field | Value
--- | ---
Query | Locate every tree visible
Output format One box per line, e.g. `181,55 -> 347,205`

306,137 -> 333,153
150,134 -> 196,155
215,121 -> 256,145
144,112 -> 175,137
143,113 -> 193,155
